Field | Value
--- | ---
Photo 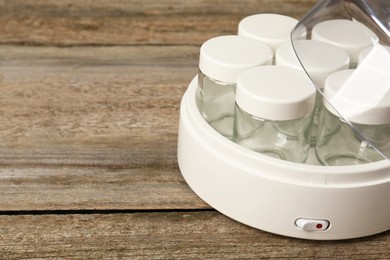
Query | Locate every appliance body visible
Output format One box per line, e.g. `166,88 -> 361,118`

177,76 -> 390,240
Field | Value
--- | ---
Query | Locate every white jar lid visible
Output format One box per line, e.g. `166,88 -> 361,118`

199,35 -> 273,83
275,40 -> 350,87
312,19 -> 378,65
236,65 -> 316,121
275,42 -> 302,70
324,69 -> 390,125
238,13 -> 304,53
358,44 -> 390,68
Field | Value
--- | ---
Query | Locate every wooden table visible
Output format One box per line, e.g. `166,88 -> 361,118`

0,0 -> 389,258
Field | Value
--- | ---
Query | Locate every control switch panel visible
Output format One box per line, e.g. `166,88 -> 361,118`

295,218 -> 330,232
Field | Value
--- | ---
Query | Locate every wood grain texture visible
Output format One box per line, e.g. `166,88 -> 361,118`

0,167 -> 210,211
0,46 -> 209,210
0,212 -> 389,259
0,43 -> 196,150
1,0 -> 389,258
0,0 -> 317,46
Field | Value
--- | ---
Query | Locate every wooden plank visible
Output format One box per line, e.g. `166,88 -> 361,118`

0,167 -> 210,211
0,0 -> 316,46
0,46 -> 197,167
0,46 -> 208,210
0,0 -> 317,16
0,212 -> 389,259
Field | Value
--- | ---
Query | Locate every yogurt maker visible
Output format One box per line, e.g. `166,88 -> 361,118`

177,0 -> 390,240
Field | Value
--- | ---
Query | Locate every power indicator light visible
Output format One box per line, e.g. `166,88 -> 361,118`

316,223 -> 323,229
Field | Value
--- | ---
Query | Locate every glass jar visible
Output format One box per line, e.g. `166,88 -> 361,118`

316,69 -> 390,165
275,39 -> 350,145
233,65 -> 316,163
198,35 -> 273,139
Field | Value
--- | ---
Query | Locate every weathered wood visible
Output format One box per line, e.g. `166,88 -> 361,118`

0,212 -> 389,259
1,1 -> 389,258
0,46 -> 208,210
0,167 -> 210,211
0,0 -> 317,16
0,0 -> 316,46
0,46 -> 197,166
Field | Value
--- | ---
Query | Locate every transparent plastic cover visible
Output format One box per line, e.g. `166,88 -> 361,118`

291,0 -> 390,163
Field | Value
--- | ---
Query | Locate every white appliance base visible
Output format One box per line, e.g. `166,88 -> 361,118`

177,76 -> 390,240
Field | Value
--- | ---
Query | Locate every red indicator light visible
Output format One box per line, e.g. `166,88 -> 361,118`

296,218 -> 330,231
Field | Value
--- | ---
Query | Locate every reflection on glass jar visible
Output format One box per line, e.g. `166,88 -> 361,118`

197,71 -> 236,138
276,39 -> 350,145
234,105 -> 313,162
197,35 -> 273,139
233,66 -> 315,163
316,107 -> 388,165
316,69 -> 390,165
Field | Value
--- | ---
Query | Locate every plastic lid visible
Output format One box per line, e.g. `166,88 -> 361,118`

324,69 -> 390,125
236,65 -> 316,121
238,14 -> 305,52
199,35 -> 273,83
358,44 -> 390,67
291,0 -> 390,160
275,42 -> 303,70
276,40 -> 350,87
311,19 -> 378,65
